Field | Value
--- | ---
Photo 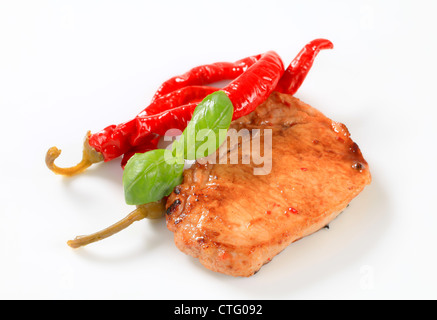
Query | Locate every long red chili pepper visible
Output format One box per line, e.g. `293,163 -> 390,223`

88,119 -> 144,162
120,137 -> 160,169
223,51 -> 284,120
139,85 -> 219,117
117,51 -> 284,167
46,40 -> 330,177
131,102 -> 198,146
133,51 -> 284,145
89,53 -> 278,162
63,87 -> 214,164
117,103 -> 198,167
87,54 -> 265,162
275,38 -> 333,95
151,54 -> 261,101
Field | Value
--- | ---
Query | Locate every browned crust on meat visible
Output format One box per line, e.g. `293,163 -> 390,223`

165,92 -> 371,277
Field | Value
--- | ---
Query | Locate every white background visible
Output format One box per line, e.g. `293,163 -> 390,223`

1,0 -> 436,300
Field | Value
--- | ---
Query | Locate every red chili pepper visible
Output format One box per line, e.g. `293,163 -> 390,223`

46,42 -> 329,177
127,51 -> 283,159
131,102 -> 198,146
46,52 -> 283,176
83,85 -> 218,163
132,51 -> 284,145
139,85 -> 219,117
151,54 -> 261,101
222,51 -> 284,120
133,51 -> 282,142
88,89 -> 217,163
275,39 -> 333,95
120,102 -> 199,167
87,58 -> 266,162
120,137 -> 160,169
88,55 -> 266,162
87,119 -> 139,162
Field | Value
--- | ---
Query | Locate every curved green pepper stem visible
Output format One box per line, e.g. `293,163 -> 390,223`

67,200 -> 166,249
45,131 -> 104,176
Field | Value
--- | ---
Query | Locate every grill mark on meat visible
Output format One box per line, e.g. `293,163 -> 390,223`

173,186 -> 181,195
166,199 -> 181,215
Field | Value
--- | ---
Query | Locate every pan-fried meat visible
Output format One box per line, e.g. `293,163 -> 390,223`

165,92 -> 371,277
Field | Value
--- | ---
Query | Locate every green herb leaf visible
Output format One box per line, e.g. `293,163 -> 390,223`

174,90 -> 234,160
123,90 -> 234,206
122,149 -> 184,205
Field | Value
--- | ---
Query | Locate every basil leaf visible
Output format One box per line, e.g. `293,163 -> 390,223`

123,149 -> 184,205
123,90 -> 234,206
175,90 -> 233,160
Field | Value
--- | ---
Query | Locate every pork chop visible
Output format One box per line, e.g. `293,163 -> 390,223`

165,92 -> 371,277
